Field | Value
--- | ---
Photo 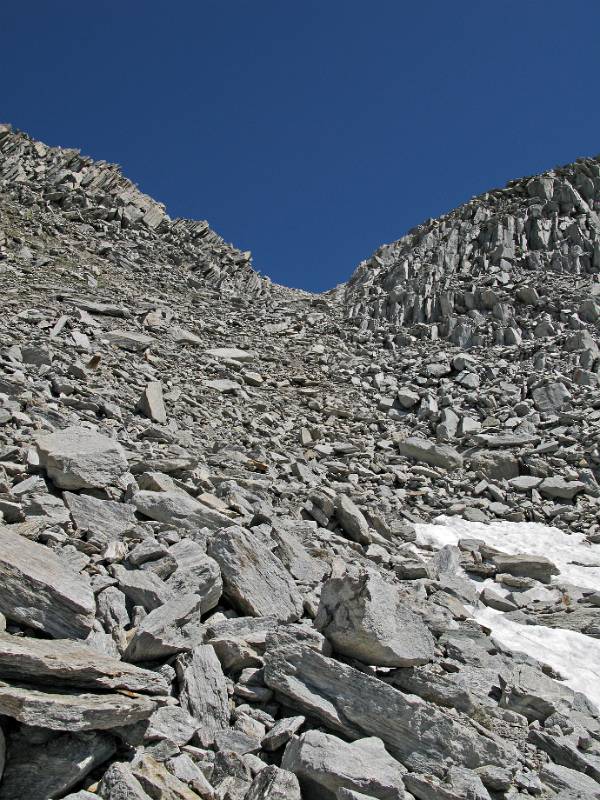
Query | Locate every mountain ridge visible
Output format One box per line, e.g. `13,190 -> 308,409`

0,124 -> 600,799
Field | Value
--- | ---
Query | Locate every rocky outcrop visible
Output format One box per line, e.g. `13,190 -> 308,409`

0,123 -> 599,798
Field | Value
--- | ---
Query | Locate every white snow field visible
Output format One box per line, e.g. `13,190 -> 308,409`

416,516 -> 600,709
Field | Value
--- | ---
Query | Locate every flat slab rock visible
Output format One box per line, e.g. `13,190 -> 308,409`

132,489 -> 233,531
208,525 -> 303,622
264,639 -> 515,775
104,329 -> 155,351
35,426 -> 129,490
0,524 -> 95,638
0,633 -> 168,694
204,347 -> 255,362
399,437 -> 463,470
0,680 -> 160,731
176,644 -> 230,744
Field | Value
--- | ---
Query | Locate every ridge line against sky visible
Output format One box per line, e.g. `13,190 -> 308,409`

3,0 -> 600,291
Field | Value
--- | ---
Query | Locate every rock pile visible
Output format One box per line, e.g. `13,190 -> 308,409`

0,123 -> 599,798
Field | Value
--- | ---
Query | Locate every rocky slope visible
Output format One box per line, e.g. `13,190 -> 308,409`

0,123 -> 599,799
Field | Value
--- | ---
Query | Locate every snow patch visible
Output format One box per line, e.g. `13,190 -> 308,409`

416,516 -> 600,592
476,606 -> 600,710
415,516 -> 600,710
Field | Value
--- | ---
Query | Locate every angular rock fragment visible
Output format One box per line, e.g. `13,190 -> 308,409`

205,347 -> 254,362
35,426 -> 129,489
105,329 -> 155,351
111,563 -> 173,610
64,490 -> 137,547
0,680 -> 159,730
137,380 -> 168,424
246,765 -> 301,800
491,552 -> 559,583
0,731 -> 116,800
282,730 -> 406,799
176,644 -> 230,743
315,570 -> 434,666
125,593 -> 205,661
166,542 -> 223,610
0,633 -> 168,693
208,525 -> 303,622
100,761 -> 153,800
399,437 -> 463,470
133,489 -> 233,531
0,525 -> 95,638
264,640 -> 514,774
132,755 -> 200,800
335,494 -> 373,544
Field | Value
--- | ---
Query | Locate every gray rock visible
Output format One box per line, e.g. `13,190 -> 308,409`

491,552 -> 559,583
137,380 -> 167,424
176,645 -> 230,743
0,731 -> 116,800
145,705 -> 199,746
124,593 -> 205,661
208,525 -> 303,622
469,450 -> 519,480
539,761 -> 600,799
532,381 -> 571,414
315,570 -> 434,667
399,437 -> 463,470
246,765 -> 302,800
100,761 -> 153,800
166,543 -> 223,611
0,632 -> 168,693
133,489 -> 233,531
64,490 -> 137,547
35,426 -> 129,489
105,329 -> 155,351
132,755 -> 201,799
335,494 -> 373,544
282,730 -> 406,800
0,679 -> 159,730
499,663 -> 585,722
264,639 -> 514,774
111,563 -> 173,611
403,769 -> 491,800
539,476 -> 586,500
0,525 -> 95,638
205,347 -> 254,362
262,714 -> 305,751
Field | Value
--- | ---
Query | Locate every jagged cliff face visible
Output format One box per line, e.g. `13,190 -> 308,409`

0,123 -> 270,297
1,126 -> 600,799
344,156 -> 600,350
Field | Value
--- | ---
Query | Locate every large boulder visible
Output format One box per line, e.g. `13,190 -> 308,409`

35,426 -> 128,490
0,526 -> 95,639
315,570 -> 434,667
282,730 -> 406,799
264,639 -> 515,775
208,526 -> 303,622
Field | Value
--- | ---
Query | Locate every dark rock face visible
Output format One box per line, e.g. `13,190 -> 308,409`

0,122 -> 599,797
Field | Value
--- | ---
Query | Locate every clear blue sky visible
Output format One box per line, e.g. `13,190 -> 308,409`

2,1 -> 600,291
